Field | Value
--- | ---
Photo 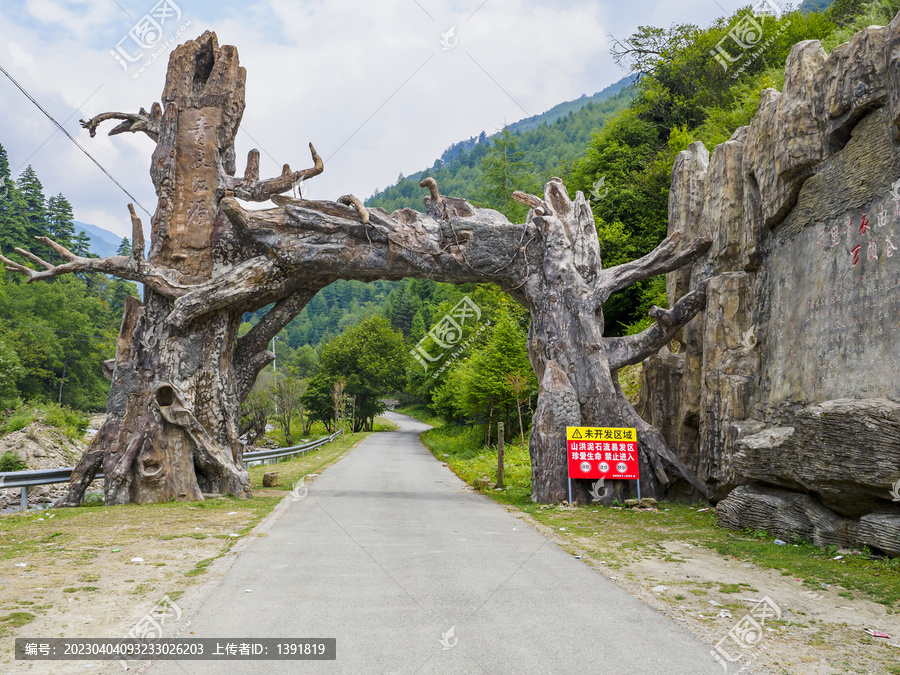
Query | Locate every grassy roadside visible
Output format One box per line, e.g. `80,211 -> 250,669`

407,413 -> 900,612
0,418 -> 396,648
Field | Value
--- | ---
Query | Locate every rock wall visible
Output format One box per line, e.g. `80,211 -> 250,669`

638,15 -> 900,555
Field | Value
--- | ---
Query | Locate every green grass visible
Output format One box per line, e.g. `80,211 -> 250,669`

0,408 -> 33,436
394,405 -> 442,427
263,415 -> 398,448
184,557 -> 217,577
420,423 -> 533,506
410,414 -> 900,611
0,611 -> 36,637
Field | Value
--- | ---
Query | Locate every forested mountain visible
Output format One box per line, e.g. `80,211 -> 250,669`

799,0 -> 837,13
366,79 -> 637,215
0,145 -> 139,411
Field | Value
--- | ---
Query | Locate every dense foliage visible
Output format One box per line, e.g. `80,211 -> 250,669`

0,144 -> 139,412
365,83 -> 636,215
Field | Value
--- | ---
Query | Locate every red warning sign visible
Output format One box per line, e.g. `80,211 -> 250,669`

566,427 -> 639,480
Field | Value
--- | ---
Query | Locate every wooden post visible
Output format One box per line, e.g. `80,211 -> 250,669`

496,422 -> 504,489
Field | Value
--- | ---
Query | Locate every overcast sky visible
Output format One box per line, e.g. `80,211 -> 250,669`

0,0 -> 744,238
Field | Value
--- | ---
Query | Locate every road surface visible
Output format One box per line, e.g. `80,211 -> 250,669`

148,413 -> 722,674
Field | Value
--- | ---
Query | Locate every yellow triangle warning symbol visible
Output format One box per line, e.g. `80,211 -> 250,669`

571,428 -> 583,439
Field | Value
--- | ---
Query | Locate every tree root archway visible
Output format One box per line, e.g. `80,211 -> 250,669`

0,32 -> 711,506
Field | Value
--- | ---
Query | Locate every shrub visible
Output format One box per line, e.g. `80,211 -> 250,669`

0,451 -> 26,472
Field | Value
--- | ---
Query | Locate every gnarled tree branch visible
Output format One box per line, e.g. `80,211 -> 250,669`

604,284 -> 708,372
80,104 -> 163,141
1,236 -> 191,298
225,142 -> 324,201
596,230 -> 711,302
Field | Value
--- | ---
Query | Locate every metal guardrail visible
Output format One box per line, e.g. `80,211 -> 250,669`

0,431 -> 343,512
243,431 -> 341,466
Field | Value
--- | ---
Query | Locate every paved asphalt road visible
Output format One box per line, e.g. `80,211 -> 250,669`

148,413 -> 722,674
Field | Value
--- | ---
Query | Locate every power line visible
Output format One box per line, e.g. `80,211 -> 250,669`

0,63 -> 152,217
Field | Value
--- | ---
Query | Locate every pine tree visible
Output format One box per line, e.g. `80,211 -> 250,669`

116,237 -> 132,256
47,194 -> 76,256
409,310 -> 426,344
17,166 -> 49,247
0,144 -> 28,256
71,230 -> 92,257
476,127 -> 537,221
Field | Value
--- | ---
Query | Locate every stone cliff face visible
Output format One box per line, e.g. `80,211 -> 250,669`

638,14 -> 900,555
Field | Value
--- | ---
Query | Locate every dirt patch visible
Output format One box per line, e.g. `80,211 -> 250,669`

0,496 -> 282,674
515,506 -> 900,675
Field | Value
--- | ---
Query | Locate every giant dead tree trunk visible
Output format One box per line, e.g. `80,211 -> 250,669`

1,32 -> 711,506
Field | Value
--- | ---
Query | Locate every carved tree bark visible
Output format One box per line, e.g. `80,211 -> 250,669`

1,31 -> 711,506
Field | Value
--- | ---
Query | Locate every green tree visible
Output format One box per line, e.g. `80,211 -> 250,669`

476,127 -> 537,221
239,373 -> 273,447
46,194 -> 76,256
0,144 -> 28,256
17,166 -> 48,247
71,230 -> 92,257
270,372 -> 306,446
409,310 -> 426,344
0,190 -> 28,258
288,344 -> 319,378
116,236 -> 132,256
456,311 -> 535,442
3,273 -> 116,410
315,315 -> 408,431
302,373 -> 338,432
0,336 -> 24,409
